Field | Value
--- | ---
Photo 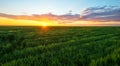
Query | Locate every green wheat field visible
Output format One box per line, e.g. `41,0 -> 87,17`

0,26 -> 120,66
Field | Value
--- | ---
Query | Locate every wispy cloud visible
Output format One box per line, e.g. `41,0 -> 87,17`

0,13 -> 80,24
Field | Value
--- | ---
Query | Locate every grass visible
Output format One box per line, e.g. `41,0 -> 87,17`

0,26 -> 120,66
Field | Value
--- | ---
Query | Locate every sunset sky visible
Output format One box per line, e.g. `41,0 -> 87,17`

0,0 -> 120,26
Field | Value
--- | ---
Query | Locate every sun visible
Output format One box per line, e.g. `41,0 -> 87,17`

43,22 -> 47,26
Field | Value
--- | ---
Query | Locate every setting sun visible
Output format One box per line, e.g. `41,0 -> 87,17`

43,22 -> 47,26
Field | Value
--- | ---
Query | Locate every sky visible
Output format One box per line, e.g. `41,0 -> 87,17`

0,0 -> 120,26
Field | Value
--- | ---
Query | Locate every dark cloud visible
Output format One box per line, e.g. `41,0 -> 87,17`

81,6 -> 120,22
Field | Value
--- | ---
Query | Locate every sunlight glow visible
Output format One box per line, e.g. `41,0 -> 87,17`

43,22 -> 47,26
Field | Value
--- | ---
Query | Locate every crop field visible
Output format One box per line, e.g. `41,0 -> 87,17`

0,26 -> 120,66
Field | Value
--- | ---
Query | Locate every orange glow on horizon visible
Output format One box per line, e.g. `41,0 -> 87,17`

0,17 -> 120,26
0,17 -> 59,26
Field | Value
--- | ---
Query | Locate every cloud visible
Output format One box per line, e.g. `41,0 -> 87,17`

80,6 -> 120,22
0,6 -> 120,25
0,13 -> 15,18
0,12 -> 80,24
